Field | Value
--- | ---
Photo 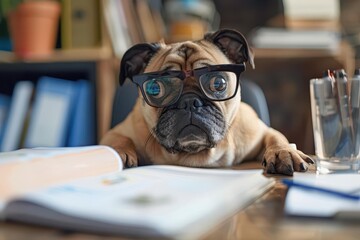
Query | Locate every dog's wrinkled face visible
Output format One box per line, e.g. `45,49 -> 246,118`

147,42 -> 235,154
119,29 -> 254,155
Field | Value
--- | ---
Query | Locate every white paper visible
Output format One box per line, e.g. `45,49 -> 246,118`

284,173 -> 360,218
0,146 -> 118,164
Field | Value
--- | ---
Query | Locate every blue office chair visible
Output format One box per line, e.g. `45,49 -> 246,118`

111,79 -> 270,128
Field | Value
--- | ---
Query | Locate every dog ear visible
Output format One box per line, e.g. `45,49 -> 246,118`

119,43 -> 161,85
204,29 -> 255,69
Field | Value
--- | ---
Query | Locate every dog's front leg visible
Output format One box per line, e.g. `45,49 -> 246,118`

262,128 -> 314,175
100,131 -> 138,168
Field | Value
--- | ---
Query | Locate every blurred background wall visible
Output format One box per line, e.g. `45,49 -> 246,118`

0,0 -> 359,155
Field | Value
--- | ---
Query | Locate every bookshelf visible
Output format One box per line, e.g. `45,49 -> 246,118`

0,0 -> 121,148
0,48 -> 113,63
0,50 -> 118,144
0,0 -> 172,149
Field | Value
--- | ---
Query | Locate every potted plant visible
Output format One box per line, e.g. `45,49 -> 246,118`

0,0 -> 61,58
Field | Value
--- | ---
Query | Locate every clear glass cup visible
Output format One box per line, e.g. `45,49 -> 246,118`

310,78 -> 359,174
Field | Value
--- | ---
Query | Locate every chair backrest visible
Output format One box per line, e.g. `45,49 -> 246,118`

110,80 -> 270,128
240,80 -> 270,126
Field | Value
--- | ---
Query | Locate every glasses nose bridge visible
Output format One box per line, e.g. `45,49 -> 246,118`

182,69 -> 200,87
184,69 -> 194,79
182,70 -> 200,87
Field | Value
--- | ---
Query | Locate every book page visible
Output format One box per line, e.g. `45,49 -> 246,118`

0,146 -> 122,205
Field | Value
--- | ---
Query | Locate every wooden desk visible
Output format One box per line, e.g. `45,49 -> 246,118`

1,162 -> 360,240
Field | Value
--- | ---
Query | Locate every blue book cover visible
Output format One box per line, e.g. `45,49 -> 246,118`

0,81 -> 34,152
24,77 -> 77,148
0,94 -> 11,147
67,80 -> 96,146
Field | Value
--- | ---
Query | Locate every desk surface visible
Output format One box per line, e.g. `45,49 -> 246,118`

1,162 -> 360,240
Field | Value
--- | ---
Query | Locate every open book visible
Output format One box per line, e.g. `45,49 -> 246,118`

0,146 -> 275,239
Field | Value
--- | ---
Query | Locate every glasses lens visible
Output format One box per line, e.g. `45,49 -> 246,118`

143,76 -> 183,107
199,71 -> 237,100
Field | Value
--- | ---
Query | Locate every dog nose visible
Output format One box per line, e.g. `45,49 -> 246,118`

177,93 -> 203,111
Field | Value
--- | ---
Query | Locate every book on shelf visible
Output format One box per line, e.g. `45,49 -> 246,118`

282,0 -> 340,21
282,0 -> 340,30
120,0 -> 145,44
67,80 -> 96,146
250,27 -> 340,51
102,0 -> 165,58
0,94 -> 11,145
102,0 -> 132,58
0,81 -> 34,152
24,77 -> 78,148
61,0 -> 101,49
0,77 -> 96,151
136,0 -> 163,42
0,145 -> 275,239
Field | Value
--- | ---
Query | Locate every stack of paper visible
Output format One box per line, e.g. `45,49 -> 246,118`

282,0 -> 340,21
284,173 -> 360,219
250,28 -> 340,51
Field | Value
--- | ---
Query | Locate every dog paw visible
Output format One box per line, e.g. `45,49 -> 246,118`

120,152 -> 139,168
113,147 -> 139,168
262,146 -> 314,176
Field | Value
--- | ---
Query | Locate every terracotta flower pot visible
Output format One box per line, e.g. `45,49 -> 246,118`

8,1 -> 61,58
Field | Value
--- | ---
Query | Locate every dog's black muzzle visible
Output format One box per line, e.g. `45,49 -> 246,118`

154,93 -> 226,153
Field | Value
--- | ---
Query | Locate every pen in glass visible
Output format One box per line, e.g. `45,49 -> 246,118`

350,69 -> 360,156
334,69 -> 355,157
310,71 -> 341,157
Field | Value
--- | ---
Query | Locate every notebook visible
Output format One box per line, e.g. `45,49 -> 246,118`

284,173 -> 360,219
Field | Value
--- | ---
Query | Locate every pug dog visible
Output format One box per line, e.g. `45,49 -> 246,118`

100,29 -> 314,175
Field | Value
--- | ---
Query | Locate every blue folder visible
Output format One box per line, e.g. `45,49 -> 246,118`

24,77 -> 77,148
67,80 -> 96,146
0,94 -> 11,147
0,81 -> 34,152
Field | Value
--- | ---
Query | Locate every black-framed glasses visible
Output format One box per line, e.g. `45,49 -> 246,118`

132,63 -> 246,108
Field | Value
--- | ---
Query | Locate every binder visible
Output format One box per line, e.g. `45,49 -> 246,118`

0,81 -> 34,152
102,0 -> 132,57
67,80 -> 96,146
0,94 -> 11,147
24,77 -> 77,148
61,0 -> 101,48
